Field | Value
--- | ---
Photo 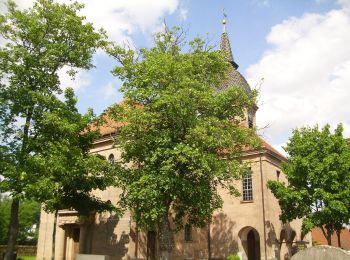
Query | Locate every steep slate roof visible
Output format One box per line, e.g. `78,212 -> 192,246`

220,32 -> 238,69
218,23 -> 251,93
219,66 -> 251,93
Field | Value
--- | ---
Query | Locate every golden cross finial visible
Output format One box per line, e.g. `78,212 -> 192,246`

222,9 -> 227,33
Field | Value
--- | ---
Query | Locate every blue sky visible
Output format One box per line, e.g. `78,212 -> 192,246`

3,0 -> 350,154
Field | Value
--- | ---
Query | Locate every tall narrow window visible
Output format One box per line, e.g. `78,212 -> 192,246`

108,153 -> 115,163
242,172 -> 253,201
276,170 -> 280,181
184,224 -> 192,242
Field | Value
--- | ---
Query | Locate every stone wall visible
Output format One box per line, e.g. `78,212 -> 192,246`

291,245 -> 350,260
0,245 -> 37,256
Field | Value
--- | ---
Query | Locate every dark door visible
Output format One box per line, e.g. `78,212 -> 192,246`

247,230 -> 256,260
147,231 -> 156,260
72,227 -> 80,259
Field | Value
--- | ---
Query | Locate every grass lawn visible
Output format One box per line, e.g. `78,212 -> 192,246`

17,256 -> 36,260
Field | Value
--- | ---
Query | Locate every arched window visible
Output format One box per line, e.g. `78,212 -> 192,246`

184,224 -> 192,242
108,153 -> 115,163
242,172 -> 253,201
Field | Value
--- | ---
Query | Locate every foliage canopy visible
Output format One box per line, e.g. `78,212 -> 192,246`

0,0 -> 113,257
267,124 -> 350,245
108,27 -> 259,246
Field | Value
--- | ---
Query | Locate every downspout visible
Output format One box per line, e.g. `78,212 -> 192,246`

51,209 -> 58,260
135,227 -> 139,258
208,220 -> 211,260
259,154 -> 267,260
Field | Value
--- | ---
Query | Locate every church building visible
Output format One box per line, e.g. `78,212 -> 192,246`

36,19 -> 311,260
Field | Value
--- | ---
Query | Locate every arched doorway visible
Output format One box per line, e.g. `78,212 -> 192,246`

147,231 -> 156,260
238,227 -> 261,260
247,230 -> 257,260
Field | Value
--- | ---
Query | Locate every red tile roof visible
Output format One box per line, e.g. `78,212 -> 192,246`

242,138 -> 286,161
95,115 -> 121,136
92,102 -> 286,162
261,139 -> 286,159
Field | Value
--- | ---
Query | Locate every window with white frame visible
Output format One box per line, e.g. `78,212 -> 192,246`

242,172 -> 253,201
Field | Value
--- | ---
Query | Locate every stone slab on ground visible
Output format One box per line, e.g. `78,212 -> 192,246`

76,254 -> 110,260
291,245 -> 350,260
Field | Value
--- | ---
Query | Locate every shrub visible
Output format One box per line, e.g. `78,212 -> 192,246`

227,254 -> 240,260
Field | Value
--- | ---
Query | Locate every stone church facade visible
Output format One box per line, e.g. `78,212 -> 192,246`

36,22 -> 311,260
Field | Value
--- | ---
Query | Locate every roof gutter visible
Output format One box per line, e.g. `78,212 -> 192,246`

259,153 -> 267,260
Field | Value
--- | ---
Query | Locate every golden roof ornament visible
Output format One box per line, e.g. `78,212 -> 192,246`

222,9 -> 227,33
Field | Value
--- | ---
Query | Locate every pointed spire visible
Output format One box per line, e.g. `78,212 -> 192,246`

220,11 -> 239,69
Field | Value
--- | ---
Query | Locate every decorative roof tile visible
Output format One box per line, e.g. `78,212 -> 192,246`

218,65 -> 251,93
220,32 -> 237,68
219,23 -> 251,93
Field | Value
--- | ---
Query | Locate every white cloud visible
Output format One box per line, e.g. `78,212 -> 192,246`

273,143 -> 288,158
261,0 -> 270,6
179,8 -> 188,21
315,0 -> 350,10
6,0 -> 181,44
337,0 -> 350,9
247,7 -> 350,145
251,0 -> 271,7
58,67 -> 91,91
0,1 -> 7,14
3,0 -> 183,95
101,82 -> 119,100
76,0 -> 180,44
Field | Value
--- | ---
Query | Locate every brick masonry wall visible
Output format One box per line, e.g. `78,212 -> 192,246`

312,227 -> 350,250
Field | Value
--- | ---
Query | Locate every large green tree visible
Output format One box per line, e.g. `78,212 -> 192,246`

108,28 -> 259,259
29,88 -> 115,216
0,0 -> 113,258
30,88 -> 116,259
267,124 -> 350,246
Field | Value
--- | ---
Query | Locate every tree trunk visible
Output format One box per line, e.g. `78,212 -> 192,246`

320,226 -> 332,246
51,209 -> 58,260
159,213 -> 173,260
286,240 -> 293,258
4,198 -> 20,260
4,109 -> 33,260
326,232 -> 332,246
336,229 -> 341,248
